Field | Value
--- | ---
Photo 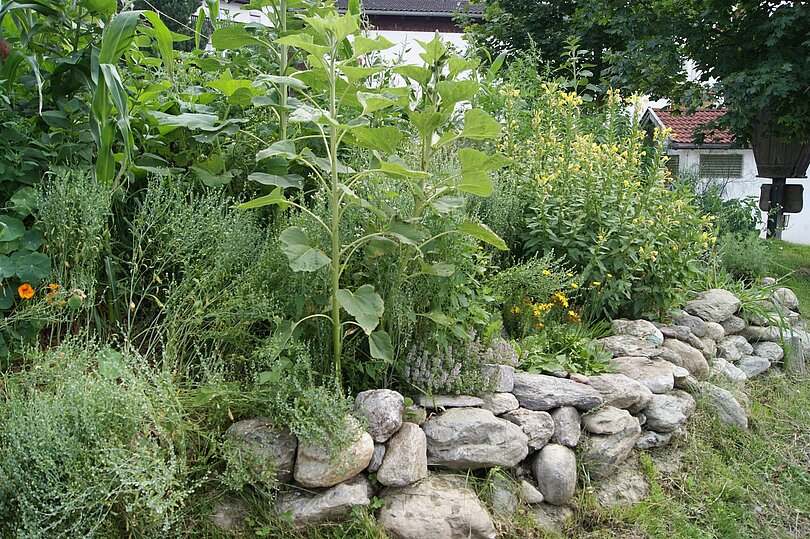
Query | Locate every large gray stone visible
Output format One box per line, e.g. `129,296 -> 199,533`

588,373 -> 653,414
774,287 -> 800,312
224,418 -> 297,484
530,503 -> 574,533
378,475 -> 497,539
611,356 -> 674,394
415,394 -> 483,408
581,412 -> 641,478
594,456 -> 650,507
705,322 -> 726,341
377,423 -> 428,487
660,339 -> 710,379
551,406 -> 581,447
520,480 -> 545,504
717,335 -> 754,363
582,407 -> 636,435
753,341 -> 784,363
634,429 -> 673,449
512,373 -> 603,411
367,444 -> 385,473
294,417 -> 374,488
711,356 -> 747,388
740,325 -> 782,342
211,497 -> 249,533
423,407 -> 528,469
502,408 -> 555,450
644,391 -> 696,433
481,364 -> 515,392
276,475 -> 372,526
685,289 -> 742,323
700,336 -> 718,360
720,315 -> 745,335
597,335 -> 659,358
532,444 -> 577,505
699,382 -> 748,429
673,312 -> 709,337
738,356 -> 771,379
480,392 -> 520,416
611,319 -> 664,346
354,389 -> 404,443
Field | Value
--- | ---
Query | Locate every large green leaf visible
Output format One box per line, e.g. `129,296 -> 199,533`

99,11 -> 140,64
81,0 -> 117,17
369,330 -> 393,361
141,10 -> 175,79
393,65 -> 431,86
337,284 -> 383,335
208,79 -> 254,97
12,251 -> 51,282
211,25 -> 264,49
0,216 -> 25,242
354,35 -> 395,56
409,110 -> 449,139
20,229 -> 43,251
8,187 -> 38,217
436,80 -> 479,111
248,172 -> 304,189
0,255 -> 16,279
257,140 -> 298,161
385,219 -> 429,246
457,148 -> 510,196
357,91 -> 398,116
351,126 -> 402,154
279,227 -> 331,272
457,222 -> 508,251
237,188 -> 288,210
373,153 -> 429,179
364,236 -> 398,258
460,108 -> 502,140
276,34 -> 329,57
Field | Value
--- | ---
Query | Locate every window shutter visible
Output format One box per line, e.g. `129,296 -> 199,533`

699,154 -> 743,178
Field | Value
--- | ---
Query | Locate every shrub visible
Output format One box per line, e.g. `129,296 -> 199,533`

493,85 -> 713,319
0,340 -> 193,537
718,232 -> 772,281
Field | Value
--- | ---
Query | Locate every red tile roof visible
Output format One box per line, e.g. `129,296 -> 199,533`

653,108 -> 735,145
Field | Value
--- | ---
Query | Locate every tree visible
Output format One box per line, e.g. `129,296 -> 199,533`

467,0 -> 810,143
133,0 -> 199,49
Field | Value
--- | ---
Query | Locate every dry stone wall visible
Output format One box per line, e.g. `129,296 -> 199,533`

216,285 -> 807,537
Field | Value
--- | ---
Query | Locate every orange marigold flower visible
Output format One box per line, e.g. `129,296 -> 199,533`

47,283 -> 60,291
18,283 -> 34,299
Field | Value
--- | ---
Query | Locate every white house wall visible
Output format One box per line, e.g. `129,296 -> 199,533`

672,148 -> 810,244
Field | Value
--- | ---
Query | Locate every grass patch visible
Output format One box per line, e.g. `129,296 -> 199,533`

569,373 -> 810,539
769,240 -> 810,316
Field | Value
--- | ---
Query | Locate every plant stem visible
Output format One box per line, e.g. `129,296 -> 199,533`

328,40 -> 342,388
278,0 -> 288,141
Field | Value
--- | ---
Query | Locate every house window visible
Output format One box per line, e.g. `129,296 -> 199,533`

664,154 -> 680,177
699,154 -> 743,179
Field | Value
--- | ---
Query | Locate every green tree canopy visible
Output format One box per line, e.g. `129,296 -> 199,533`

468,0 -> 810,143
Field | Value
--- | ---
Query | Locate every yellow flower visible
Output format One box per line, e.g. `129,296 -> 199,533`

607,273 -> 613,278
591,281 -> 601,287
567,272 -> 574,278
542,269 -> 551,276
551,292 -> 569,308
570,282 -> 579,289
509,305 -> 522,314
567,310 -> 581,323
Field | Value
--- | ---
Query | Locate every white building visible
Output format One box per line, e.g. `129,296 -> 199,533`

643,108 -> 810,245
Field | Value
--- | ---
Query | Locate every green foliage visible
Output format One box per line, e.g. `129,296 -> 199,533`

518,320 -> 613,375
718,233 -> 772,281
0,339 -> 194,537
672,169 -> 761,236
489,82 -> 712,319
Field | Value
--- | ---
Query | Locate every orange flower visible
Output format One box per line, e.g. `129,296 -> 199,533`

47,283 -> 59,291
18,283 -> 34,299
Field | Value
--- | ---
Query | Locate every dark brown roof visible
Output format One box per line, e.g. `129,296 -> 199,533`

335,0 -> 483,17
651,108 -> 735,145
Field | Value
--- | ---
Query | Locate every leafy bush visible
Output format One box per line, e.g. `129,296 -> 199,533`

487,84 -> 713,319
718,232 -> 772,281
518,319 -> 613,375
0,340 -> 193,537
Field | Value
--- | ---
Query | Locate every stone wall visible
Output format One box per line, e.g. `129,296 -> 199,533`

215,285 -> 807,537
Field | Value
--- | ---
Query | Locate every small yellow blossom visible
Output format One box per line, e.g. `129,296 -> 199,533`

542,269 -> 551,276
567,310 -> 581,323
571,282 -> 579,289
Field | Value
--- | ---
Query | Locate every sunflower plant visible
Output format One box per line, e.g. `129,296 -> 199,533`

227,9 -> 508,387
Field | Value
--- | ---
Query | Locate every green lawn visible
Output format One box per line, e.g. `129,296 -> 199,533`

769,240 -> 810,316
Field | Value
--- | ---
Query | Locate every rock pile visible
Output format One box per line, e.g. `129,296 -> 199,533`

215,285 -> 804,536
